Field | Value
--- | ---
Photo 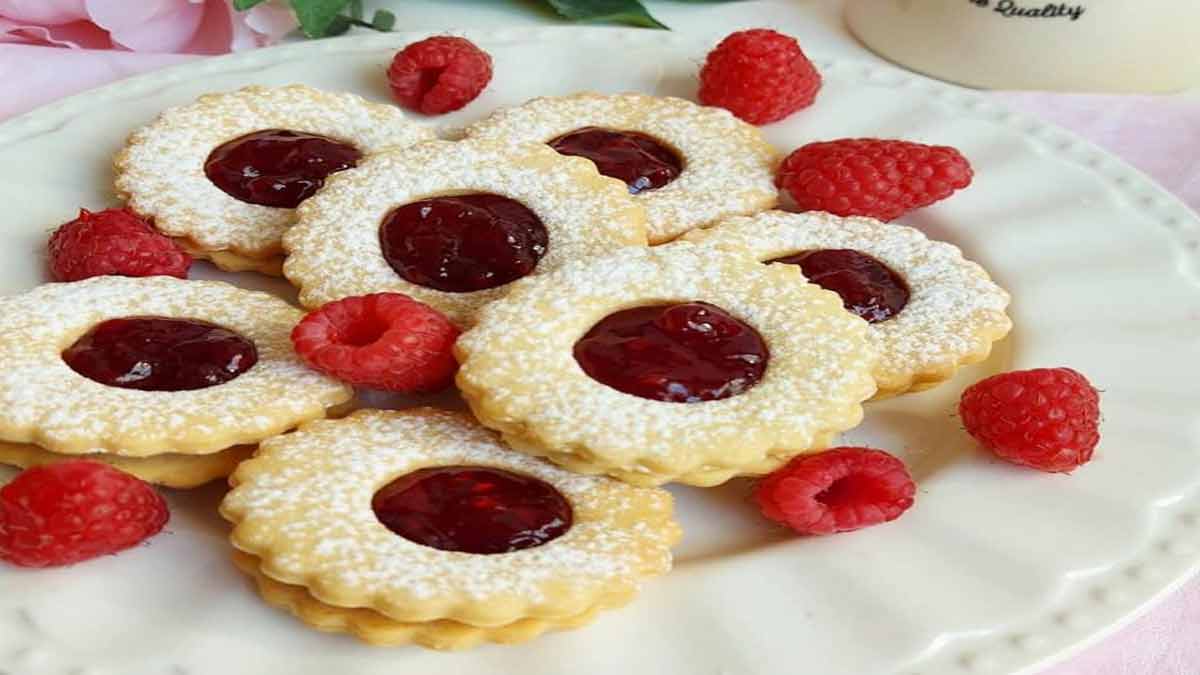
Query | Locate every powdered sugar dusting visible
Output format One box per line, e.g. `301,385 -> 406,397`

115,85 -> 434,259
283,138 -> 647,325
465,92 -> 780,243
456,242 -> 878,483
684,211 -> 1012,394
221,409 -> 677,621
0,276 -> 350,456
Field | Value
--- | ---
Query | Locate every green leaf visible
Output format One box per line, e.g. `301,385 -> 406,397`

325,14 -> 352,36
543,0 -> 668,29
232,0 -> 267,10
291,0 -> 353,38
372,9 -> 396,31
348,0 -> 363,20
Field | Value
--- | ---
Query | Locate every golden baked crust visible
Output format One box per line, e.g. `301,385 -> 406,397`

282,138 -> 648,325
0,276 -> 351,456
220,409 -> 680,627
176,238 -> 284,276
684,211 -> 1013,397
455,242 -> 879,486
494,430 -> 838,488
466,92 -> 780,243
0,441 -> 253,488
115,84 -> 434,264
233,552 -> 614,650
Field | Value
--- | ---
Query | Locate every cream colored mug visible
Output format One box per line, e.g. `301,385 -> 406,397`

845,0 -> 1200,92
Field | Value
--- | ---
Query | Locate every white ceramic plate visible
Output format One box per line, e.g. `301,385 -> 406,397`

0,28 -> 1197,675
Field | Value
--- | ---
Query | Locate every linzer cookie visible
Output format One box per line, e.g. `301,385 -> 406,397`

684,211 -> 1012,397
455,242 -> 879,486
0,276 -> 351,485
115,85 -> 434,275
464,92 -> 780,243
220,408 -> 680,650
282,138 -> 648,326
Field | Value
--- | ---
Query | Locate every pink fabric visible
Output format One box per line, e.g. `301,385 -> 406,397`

0,44 -> 1196,674
995,92 -> 1200,213
1041,580 -> 1200,675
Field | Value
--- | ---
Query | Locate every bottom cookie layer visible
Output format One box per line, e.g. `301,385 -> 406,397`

0,440 -> 254,488
869,336 -> 1006,400
497,430 -> 835,487
176,238 -> 284,276
231,551 -> 611,650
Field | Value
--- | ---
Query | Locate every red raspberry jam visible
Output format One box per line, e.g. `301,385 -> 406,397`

62,316 -> 257,391
372,466 -> 573,554
203,129 -> 362,208
770,249 -> 910,323
379,193 -> 549,293
548,127 -> 683,194
573,302 -> 769,403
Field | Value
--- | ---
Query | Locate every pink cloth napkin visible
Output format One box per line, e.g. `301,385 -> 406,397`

994,91 -> 1200,213
0,42 -> 1198,675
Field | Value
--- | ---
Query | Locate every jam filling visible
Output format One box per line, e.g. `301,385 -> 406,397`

371,466 -> 572,554
62,316 -> 257,391
573,302 -> 769,403
379,193 -> 549,293
769,249 -> 910,324
548,127 -> 683,194
203,129 -> 362,208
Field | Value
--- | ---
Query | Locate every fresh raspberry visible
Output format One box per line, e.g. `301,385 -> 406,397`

753,447 -> 915,535
47,208 -> 191,282
387,36 -> 493,115
291,293 -> 460,392
777,139 -> 974,221
698,28 -> 822,125
959,368 -> 1100,472
0,461 -> 169,568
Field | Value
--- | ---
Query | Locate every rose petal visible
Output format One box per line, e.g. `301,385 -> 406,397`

179,0 -> 233,54
0,20 -> 45,45
0,17 -> 111,48
0,0 -> 88,26
243,2 -> 296,44
226,4 -> 258,52
85,0 -> 203,53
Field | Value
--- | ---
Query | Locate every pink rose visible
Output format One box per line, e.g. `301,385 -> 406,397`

0,0 -> 297,53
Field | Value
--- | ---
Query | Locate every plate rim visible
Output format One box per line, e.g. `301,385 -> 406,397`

0,26 -> 1197,675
